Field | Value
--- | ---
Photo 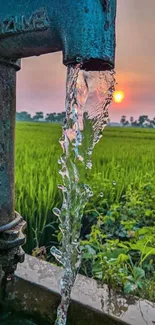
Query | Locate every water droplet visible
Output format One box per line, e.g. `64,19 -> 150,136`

89,191 -> 94,198
58,184 -> 67,192
78,155 -> 84,162
113,181 -> 116,186
100,192 -> 104,197
50,246 -> 64,266
53,207 -> 61,217
86,161 -> 92,169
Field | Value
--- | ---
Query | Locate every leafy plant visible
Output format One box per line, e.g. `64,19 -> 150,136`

80,187 -> 155,301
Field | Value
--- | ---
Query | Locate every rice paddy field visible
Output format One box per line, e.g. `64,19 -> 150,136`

15,122 -> 155,253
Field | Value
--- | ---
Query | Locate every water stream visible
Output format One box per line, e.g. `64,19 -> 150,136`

51,64 -> 115,325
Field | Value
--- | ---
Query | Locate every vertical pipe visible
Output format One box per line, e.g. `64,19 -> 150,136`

0,63 -> 16,227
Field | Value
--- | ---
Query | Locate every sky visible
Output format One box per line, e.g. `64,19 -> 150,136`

17,0 -> 155,122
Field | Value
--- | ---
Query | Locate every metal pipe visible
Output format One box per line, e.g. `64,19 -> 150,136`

0,60 -> 26,278
0,0 -> 116,70
0,62 -> 17,227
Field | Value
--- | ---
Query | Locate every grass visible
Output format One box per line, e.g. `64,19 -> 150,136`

15,122 -> 62,252
15,122 -> 155,253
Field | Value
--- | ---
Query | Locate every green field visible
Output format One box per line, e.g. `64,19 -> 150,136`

15,122 -> 155,251
15,122 -> 155,300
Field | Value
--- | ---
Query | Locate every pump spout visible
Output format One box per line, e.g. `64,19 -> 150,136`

0,0 -> 116,70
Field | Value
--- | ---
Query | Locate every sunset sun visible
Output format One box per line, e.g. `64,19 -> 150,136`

113,91 -> 125,103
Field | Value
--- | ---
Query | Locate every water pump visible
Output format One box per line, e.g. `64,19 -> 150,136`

0,0 -> 116,278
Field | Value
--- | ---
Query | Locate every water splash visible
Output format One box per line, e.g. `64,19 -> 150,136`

51,64 -> 115,325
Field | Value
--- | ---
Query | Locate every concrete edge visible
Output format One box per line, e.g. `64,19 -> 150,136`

4,254 -> 155,325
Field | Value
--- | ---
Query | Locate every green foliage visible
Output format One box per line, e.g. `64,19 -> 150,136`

15,123 -> 155,301
15,122 -> 62,252
80,179 -> 155,301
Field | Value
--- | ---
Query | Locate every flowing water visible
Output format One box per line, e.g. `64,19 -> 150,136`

51,64 -> 115,325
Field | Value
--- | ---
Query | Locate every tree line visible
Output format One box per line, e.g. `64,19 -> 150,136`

120,115 -> 155,128
16,111 -> 155,128
16,111 -> 66,122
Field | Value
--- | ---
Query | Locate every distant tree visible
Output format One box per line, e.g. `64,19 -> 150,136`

120,115 -> 129,126
45,113 -> 55,122
124,120 -> 129,126
120,115 -> 126,125
130,116 -> 134,126
16,111 -> 32,121
45,112 -> 66,123
33,112 -> 44,121
57,112 -> 66,122
56,113 -> 62,122
150,117 -> 155,128
61,112 -> 66,121
138,115 -> 148,127
132,120 -> 139,127
147,121 -> 154,128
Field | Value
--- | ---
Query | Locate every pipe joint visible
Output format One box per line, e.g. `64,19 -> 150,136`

0,212 -> 26,276
0,58 -> 21,71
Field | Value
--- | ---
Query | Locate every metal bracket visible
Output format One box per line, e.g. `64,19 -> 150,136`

0,212 -> 26,276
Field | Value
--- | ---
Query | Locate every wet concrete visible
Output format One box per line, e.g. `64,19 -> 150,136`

0,314 -> 37,325
4,254 -> 155,325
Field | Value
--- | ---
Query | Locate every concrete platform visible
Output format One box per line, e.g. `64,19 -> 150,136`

4,254 -> 155,325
